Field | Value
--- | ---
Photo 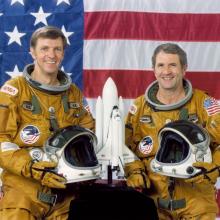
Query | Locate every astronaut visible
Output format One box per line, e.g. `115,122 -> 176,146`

0,26 -> 95,219
125,43 -> 220,220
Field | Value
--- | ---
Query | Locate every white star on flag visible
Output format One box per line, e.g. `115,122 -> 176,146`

5,26 -> 26,46
10,0 -> 24,5
0,13 -> 3,16
57,0 -> 70,5
61,66 -> 72,76
30,6 -> 51,26
6,65 -> 23,78
61,26 -> 74,45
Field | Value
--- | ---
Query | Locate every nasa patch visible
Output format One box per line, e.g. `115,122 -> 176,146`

138,136 -> 153,155
20,125 -> 40,144
29,148 -> 44,161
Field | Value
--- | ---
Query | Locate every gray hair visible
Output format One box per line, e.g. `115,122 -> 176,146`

152,43 -> 187,68
30,26 -> 67,49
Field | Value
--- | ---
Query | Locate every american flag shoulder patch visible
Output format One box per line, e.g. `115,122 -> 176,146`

203,97 -> 220,116
83,97 -> 91,113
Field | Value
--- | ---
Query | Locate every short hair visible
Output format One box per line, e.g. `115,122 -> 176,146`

151,43 -> 187,68
30,25 -> 67,49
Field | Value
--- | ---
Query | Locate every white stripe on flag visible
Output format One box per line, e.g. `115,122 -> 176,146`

84,40 -> 220,71
84,0 -> 220,13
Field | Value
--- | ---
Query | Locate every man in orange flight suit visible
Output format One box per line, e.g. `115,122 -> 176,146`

0,26 -> 94,219
125,43 -> 220,220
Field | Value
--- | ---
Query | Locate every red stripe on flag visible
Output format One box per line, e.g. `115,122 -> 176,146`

83,70 -> 220,99
83,70 -> 154,98
85,12 -> 220,41
207,107 -> 220,114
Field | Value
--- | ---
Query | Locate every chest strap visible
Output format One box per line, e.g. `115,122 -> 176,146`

31,95 -> 42,114
179,108 -> 188,120
30,94 -> 69,115
37,191 -> 57,206
157,198 -> 186,211
61,94 -> 69,113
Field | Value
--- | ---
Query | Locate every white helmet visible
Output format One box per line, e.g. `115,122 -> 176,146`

150,120 -> 212,178
30,126 -> 101,183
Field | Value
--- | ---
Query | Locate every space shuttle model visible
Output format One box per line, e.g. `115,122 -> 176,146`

95,77 -> 137,183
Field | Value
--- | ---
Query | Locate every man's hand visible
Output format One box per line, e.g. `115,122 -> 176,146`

22,161 -> 66,189
124,160 -> 150,189
126,170 -> 150,189
185,162 -> 220,184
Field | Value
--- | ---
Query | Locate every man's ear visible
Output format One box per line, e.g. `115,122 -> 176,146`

30,47 -> 36,60
183,65 -> 187,76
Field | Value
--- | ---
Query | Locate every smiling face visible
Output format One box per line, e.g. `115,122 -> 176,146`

30,37 -> 64,76
153,51 -> 187,92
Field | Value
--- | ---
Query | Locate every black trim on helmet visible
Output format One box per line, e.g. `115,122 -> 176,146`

44,125 -> 99,168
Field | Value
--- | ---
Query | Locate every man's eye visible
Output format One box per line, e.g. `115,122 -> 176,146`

55,48 -> 63,52
157,64 -> 163,67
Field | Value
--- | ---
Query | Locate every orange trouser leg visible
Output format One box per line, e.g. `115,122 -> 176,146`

0,208 -> 36,220
185,213 -> 217,220
158,209 -> 217,220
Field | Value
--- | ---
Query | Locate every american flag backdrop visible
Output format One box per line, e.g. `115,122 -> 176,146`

84,0 -> 220,115
1,0 -> 220,217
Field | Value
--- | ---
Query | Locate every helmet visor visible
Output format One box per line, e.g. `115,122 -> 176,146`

64,135 -> 99,167
156,131 -> 190,163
